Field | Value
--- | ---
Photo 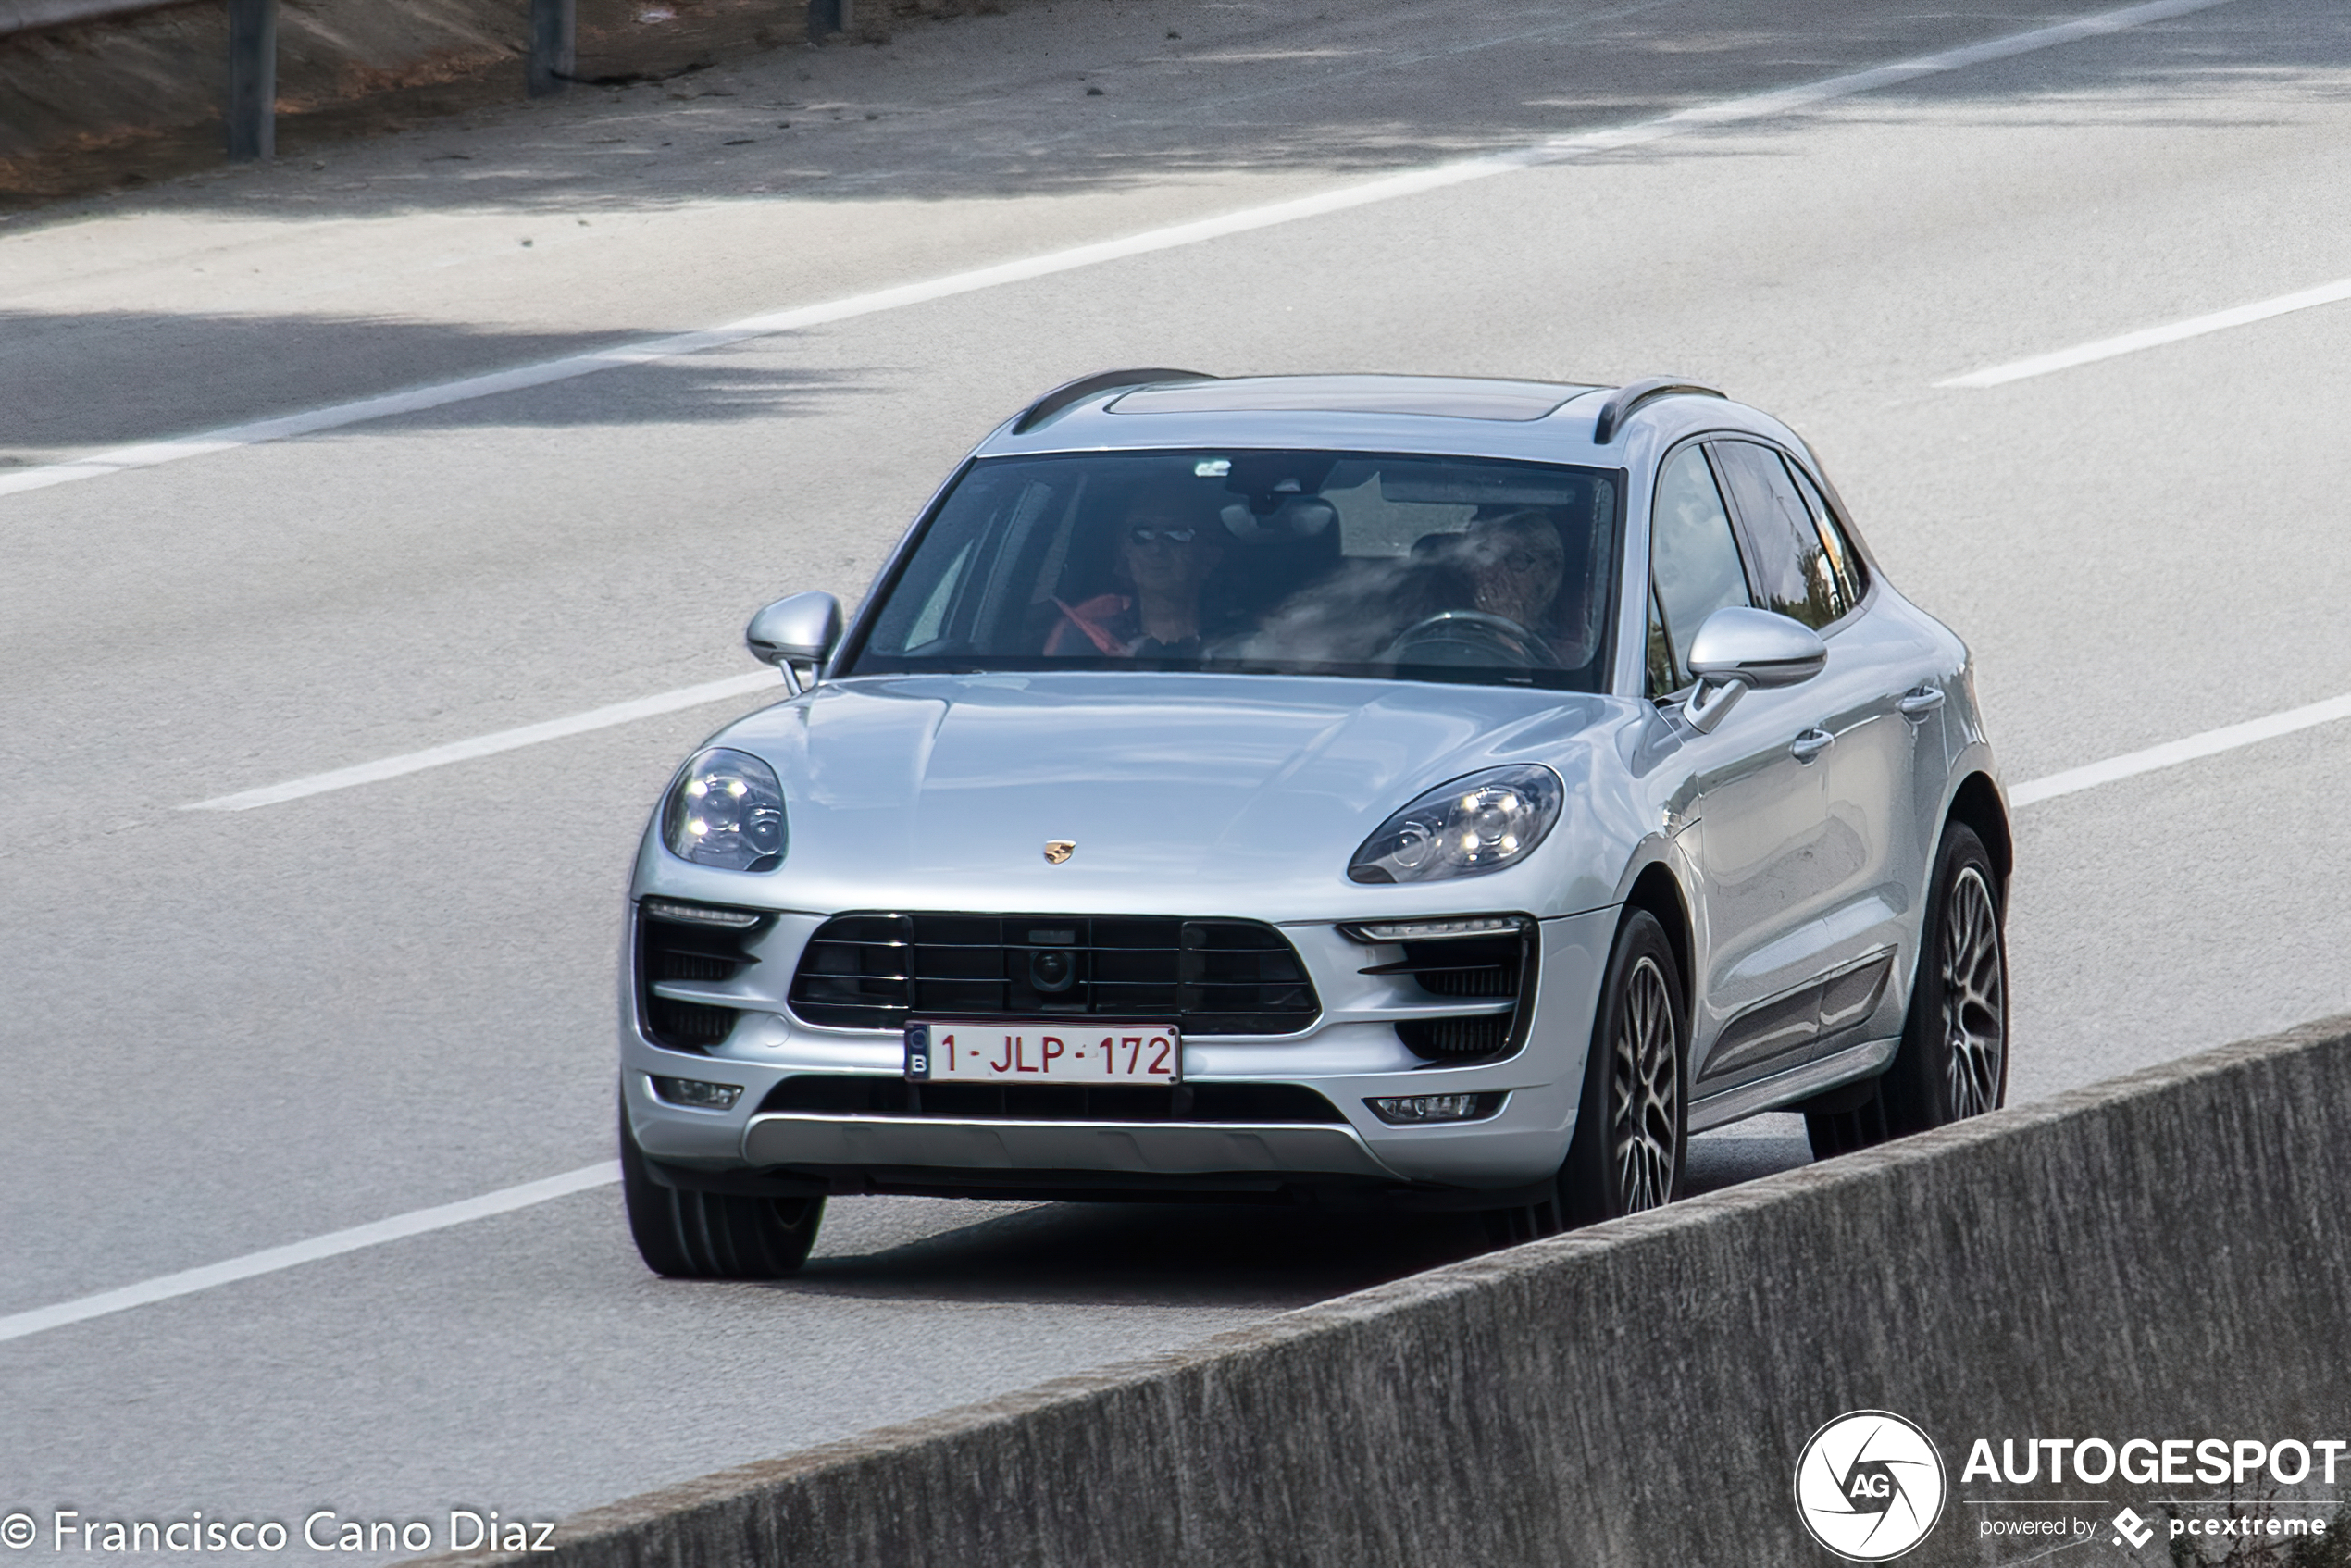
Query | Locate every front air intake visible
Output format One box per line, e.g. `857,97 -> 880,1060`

1362,926 -> 1536,1061
636,901 -> 770,1052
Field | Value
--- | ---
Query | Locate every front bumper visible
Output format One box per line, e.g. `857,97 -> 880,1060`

619,902 -> 1618,1200
744,1112 -> 1390,1180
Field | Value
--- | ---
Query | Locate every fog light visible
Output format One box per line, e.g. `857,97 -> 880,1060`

1367,1092 -> 1503,1125
652,1076 -> 743,1110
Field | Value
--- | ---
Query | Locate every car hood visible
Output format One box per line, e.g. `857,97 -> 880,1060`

653,672 -> 1635,915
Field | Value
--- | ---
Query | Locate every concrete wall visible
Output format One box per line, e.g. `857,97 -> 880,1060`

419,1016 -> 2351,1568
0,0 -> 997,202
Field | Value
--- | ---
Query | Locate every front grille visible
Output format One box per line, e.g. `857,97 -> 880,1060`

758,1075 -> 1346,1123
1363,928 -> 1536,1061
637,902 -> 770,1052
788,914 -> 1321,1035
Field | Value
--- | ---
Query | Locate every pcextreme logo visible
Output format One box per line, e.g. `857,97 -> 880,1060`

1795,1410 -> 1949,1562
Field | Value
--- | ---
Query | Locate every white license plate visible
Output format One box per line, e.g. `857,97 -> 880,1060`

904,1022 -> 1181,1084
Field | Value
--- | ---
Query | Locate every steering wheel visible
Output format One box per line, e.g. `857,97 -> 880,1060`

1376,610 -> 1552,669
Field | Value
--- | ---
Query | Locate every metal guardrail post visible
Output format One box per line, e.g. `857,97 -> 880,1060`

807,0 -> 850,43
528,0 -> 574,95
224,0 -> 275,161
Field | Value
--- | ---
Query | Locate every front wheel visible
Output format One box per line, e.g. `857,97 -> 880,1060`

1558,908 -> 1688,1226
1806,824 -> 2008,1157
620,1098 -> 825,1279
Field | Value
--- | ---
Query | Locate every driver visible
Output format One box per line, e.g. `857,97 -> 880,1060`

1456,506 -> 1566,629
1395,506 -> 1578,665
1046,491 -> 1227,657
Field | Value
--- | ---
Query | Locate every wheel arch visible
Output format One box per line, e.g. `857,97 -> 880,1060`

1943,769 -> 2013,895
1620,859 -> 1696,1011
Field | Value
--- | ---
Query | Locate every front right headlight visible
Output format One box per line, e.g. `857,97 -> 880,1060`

662,747 -> 787,871
1348,765 -> 1563,884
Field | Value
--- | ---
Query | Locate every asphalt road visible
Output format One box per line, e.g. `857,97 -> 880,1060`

5,0 -> 2350,1555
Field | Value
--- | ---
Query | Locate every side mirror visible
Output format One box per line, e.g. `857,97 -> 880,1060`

745,591 -> 843,695
1682,606 -> 1826,732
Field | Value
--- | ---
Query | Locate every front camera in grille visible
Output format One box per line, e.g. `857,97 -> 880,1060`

788,914 -> 1320,1035
637,900 -> 771,1051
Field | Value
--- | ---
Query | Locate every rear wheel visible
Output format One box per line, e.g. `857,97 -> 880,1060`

620,1098 -> 825,1278
1805,824 -> 2008,1158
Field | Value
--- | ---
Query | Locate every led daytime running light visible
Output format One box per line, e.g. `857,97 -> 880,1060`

1342,915 -> 1530,944
641,899 -> 765,928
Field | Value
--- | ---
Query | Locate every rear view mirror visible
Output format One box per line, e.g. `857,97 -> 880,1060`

1683,606 -> 1826,732
745,591 -> 843,694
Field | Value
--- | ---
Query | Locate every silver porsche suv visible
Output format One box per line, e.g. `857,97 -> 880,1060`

618,372 -> 2009,1276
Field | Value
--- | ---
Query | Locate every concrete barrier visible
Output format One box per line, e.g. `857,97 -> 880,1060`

420,1016 -> 2351,1568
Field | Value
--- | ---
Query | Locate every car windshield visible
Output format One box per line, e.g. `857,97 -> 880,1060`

846,450 -> 1621,690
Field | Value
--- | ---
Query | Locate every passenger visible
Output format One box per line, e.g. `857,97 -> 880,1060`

1047,492 -> 1227,657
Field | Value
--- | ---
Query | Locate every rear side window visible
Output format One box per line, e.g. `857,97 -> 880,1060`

1783,459 -> 1868,608
1648,443 -> 1751,691
1710,439 -> 1845,628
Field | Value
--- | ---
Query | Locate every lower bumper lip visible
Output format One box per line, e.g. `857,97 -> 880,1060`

741,1111 -> 1401,1180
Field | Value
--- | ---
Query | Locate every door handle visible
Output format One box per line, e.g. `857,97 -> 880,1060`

1897,686 -> 1946,721
1790,728 -> 1835,764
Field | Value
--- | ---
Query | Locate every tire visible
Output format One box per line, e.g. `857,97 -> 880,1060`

1556,908 -> 1688,1226
1805,824 -> 2008,1158
620,1098 -> 825,1279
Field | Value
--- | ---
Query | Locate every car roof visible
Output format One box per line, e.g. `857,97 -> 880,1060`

970,372 -> 1788,467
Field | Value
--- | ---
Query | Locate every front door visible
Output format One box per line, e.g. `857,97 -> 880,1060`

1647,440 -> 1843,1084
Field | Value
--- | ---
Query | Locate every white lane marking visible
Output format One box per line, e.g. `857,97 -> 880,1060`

1939,275 -> 2351,388
180,670 -> 779,811
0,0 -> 2238,504
0,1163 -> 618,1347
2008,690 -> 2351,807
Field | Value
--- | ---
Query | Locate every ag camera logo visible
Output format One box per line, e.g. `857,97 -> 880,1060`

1795,1410 -> 1948,1561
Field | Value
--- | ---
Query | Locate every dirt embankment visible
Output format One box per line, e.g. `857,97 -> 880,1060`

0,0 -> 1004,205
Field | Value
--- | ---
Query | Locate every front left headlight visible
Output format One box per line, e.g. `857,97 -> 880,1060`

1348,765 -> 1563,884
662,747 -> 787,871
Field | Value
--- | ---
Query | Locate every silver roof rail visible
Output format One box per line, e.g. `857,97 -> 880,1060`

1011,368 -> 1217,434
1590,378 -> 1725,444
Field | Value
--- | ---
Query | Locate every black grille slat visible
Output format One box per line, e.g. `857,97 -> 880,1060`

649,998 -> 739,1047
788,913 -> 1321,1035
1397,1014 -> 1517,1058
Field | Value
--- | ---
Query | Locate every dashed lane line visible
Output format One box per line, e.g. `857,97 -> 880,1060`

1939,275 -> 2351,389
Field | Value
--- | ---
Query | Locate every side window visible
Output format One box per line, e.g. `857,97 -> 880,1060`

1648,444 -> 1751,690
1784,459 -> 1867,608
1710,440 -> 1843,628
902,538 -> 975,650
